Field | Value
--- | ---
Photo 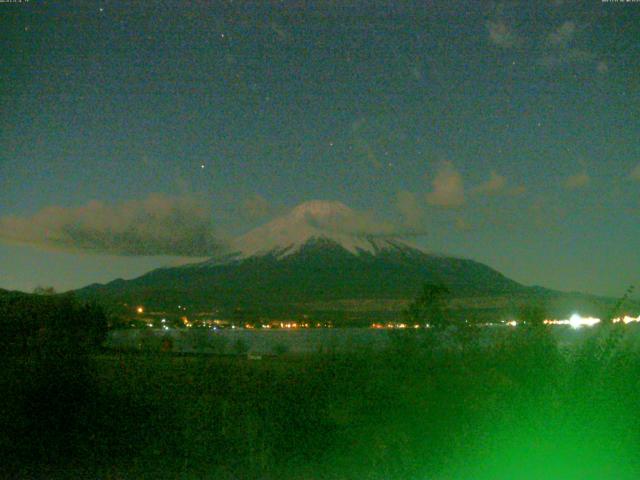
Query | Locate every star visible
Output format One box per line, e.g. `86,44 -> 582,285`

200,164 -> 205,169
99,7 -> 104,13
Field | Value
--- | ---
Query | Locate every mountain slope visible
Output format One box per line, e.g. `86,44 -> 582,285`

79,234 -> 525,306
75,201 -> 633,321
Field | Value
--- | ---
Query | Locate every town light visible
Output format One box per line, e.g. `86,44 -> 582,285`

613,315 -> 640,324
569,313 -> 600,329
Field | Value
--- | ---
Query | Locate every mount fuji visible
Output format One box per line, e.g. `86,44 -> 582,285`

76,201 -> 619,322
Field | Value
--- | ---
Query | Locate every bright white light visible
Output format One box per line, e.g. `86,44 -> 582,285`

544,314 -> 601,328
569,313 -> 600,329
507,320 -> 517,327
613,315 -> 640,324
569,314 -> 582,329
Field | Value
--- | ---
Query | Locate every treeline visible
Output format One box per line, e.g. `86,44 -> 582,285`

0,290 -> 107,355
0,290 -> 111,475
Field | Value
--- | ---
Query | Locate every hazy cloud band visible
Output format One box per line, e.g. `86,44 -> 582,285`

0,194 -> 223,257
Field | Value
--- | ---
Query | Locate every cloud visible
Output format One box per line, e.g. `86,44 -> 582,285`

426,162 -> 465,208
295,201 -> 400,238
473,172 -> 526,196
290,200 -> 427,240
486,20 -> 518,48
564,172 -> 590,190
233,200 -> 427,258
395,190 -> 424,228
630,164 -> 640,181
0,194 -> 224,257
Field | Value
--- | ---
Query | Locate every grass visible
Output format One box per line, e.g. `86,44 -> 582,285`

2,325 -> 640,479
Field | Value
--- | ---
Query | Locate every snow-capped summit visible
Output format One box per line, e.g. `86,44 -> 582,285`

231,200 -> 413,258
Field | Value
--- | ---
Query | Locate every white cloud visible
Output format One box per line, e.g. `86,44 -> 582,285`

426,162 -> 465,208
564,171 -> 590,190
0,194 -> 224,257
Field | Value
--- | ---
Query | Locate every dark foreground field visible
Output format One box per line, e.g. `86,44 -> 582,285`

3,325 -> 640,479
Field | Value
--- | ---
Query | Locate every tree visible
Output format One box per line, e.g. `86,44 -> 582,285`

33,286 -> 57,296
404,282 -> 450,328
0,293 -> 110,463
0,292 -> 108,355
602,285 -> 635,325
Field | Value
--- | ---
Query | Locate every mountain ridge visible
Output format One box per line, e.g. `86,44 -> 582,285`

77,234 -> 533,318
74,201 -> 636,322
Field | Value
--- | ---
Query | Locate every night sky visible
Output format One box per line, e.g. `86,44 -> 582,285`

1,0 -> 638,297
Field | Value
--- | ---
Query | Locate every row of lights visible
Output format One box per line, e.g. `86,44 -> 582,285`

613,315 -> 640,324
539,313 -> 640,329
371,323 -> 422,329
136,307 -> 639,331
543,314 -> 601,329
